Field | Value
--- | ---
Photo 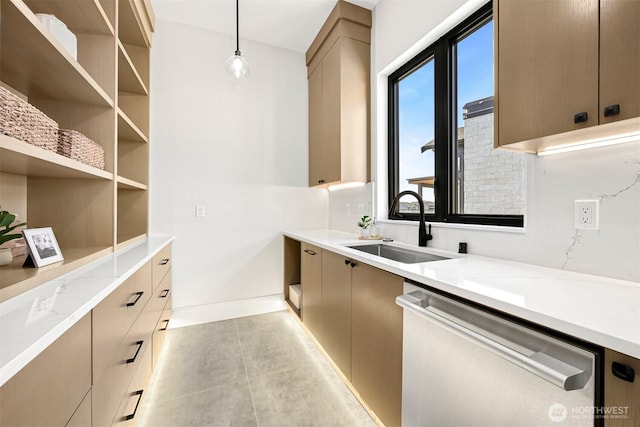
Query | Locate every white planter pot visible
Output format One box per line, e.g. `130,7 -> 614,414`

0,248 -> 13,266
360,228 -> 371,238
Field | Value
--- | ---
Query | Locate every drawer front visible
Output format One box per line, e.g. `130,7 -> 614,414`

152,244 -> 171,291
93,261 -> 152,383
92,300 -> 157,427
113,345 -> 153,426
152,304 -> 172,368
0,314 -> 91,427
150,272 -> 172,325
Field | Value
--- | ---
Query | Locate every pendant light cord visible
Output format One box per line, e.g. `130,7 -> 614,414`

235,0 -> 240,55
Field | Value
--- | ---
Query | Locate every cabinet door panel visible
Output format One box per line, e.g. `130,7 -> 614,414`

320,42 -> 342,185
496,0 -> 599,146
599,0 -> 640,123
351,264 -> 403,427
604,349 -> 639,427
321,249 -> 352,379
0,314 -> 91,427
301,243 -> 323,341
308,67 -> 324,186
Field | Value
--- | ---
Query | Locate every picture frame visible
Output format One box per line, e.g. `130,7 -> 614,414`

22,227 -> 64,267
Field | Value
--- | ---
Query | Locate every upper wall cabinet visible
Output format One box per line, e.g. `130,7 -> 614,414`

306,0 -> 371,187
495,0 -> 639,152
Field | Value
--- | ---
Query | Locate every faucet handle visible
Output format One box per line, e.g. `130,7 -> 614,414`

426,224 -> 433,240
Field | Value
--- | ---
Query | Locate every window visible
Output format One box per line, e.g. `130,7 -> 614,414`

388,2 -> 525,227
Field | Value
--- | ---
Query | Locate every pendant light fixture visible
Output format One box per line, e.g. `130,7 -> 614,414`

225,0 -> 249,79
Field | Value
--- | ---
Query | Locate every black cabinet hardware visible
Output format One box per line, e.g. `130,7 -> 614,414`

160,289 -> 170,298
603,104 -> 620,117
159,258 -> 170,265
122,390 -> 144,421
318,179 -> 326,184
612,362 -> 635,383
573,112 -> 588,124
344,259 -> 350,265
126,291 -> 144,307
304,249 -> 317,256
126,341 -> 144,364
159,319 -> 170,331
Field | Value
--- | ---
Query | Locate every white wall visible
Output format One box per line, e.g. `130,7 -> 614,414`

149,19 -> 328,319
329,0 -> 640,282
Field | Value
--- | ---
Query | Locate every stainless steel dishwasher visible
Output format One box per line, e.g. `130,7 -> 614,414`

396,283 -> 601,427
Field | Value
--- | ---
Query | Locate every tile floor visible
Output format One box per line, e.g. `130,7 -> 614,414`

137,310 -> 376,427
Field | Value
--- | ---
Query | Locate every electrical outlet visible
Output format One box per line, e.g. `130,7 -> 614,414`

574,200 -> 599,230
196,205 -> 206,217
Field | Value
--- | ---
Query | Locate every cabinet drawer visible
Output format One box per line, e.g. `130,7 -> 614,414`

150,272 -> 172,325
93,261 -> 152,383
153,305 -> 172,368
92,300 -> 157,427
152,244 -> 171,291
113,345 -> 153,426
0,314 -> 91,427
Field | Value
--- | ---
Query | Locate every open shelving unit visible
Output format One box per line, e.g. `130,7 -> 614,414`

0,0 -> 154,301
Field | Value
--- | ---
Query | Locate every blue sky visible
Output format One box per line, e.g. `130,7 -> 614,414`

398,20 -> 493,196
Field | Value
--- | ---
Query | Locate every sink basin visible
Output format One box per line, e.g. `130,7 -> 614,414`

347,244 -> 449,264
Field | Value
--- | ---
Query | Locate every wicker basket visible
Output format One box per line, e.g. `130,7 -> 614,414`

57,129 -> 105,169
0,85 -> 58,151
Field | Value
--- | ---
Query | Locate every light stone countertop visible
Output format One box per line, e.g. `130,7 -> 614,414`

0,236 -> 174,387
284,229 -> 640,359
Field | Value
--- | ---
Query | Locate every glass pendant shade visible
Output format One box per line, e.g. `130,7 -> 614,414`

227,0 -> 249,79
226,50 -> 250,79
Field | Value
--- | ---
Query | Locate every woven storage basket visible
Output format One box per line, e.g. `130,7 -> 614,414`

57,129 -> 105,169
0,86 -> 58,151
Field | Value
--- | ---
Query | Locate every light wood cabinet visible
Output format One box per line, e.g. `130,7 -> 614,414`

495,0 -> 639,152
305,0 -> 371,187
286,241 -> 404,424
351,263 -> 403,427
92,261 -> 152,384
604,349 -> 639,427
0,314 -> 91,427
599,0 -> 640,124
0,0 -> 153,302
320,249 -> 353,379
301,242 -> 323,342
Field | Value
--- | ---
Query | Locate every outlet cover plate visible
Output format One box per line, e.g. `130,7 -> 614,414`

575,200 -> 599,229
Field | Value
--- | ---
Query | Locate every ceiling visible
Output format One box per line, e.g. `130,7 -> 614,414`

151,0 -> 379,53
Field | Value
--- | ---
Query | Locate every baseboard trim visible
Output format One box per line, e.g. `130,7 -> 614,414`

169,294 -> 286,328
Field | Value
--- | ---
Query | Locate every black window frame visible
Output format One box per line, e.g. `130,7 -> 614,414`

387,1 -> 524,227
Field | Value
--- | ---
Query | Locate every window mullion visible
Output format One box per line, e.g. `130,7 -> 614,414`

433,41 -> 450,223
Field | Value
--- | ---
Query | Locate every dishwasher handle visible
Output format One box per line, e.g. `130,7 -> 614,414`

396,293 -> 591,391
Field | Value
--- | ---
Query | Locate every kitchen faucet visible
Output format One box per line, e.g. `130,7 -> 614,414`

389,190 -> 433,247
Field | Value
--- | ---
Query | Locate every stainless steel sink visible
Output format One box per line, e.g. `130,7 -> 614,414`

347,244 -> 449,264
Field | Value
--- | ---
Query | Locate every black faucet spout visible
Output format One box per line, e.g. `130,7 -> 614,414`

389,190 -> 433,247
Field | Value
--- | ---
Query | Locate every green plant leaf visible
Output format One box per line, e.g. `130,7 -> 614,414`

0,212 -> 16,228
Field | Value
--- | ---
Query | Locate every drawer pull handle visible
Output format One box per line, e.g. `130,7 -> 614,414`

603,104 -> 620,117
303,249 -> 317,256
126,341 -> 144,364
127,291 -> 144,307
612,362 -> 635,383
159,258 -> 170,265
160,289 -> 170,298
573,112 -> 588,124
159,319 -> 170,331
122,390 -> 144,421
